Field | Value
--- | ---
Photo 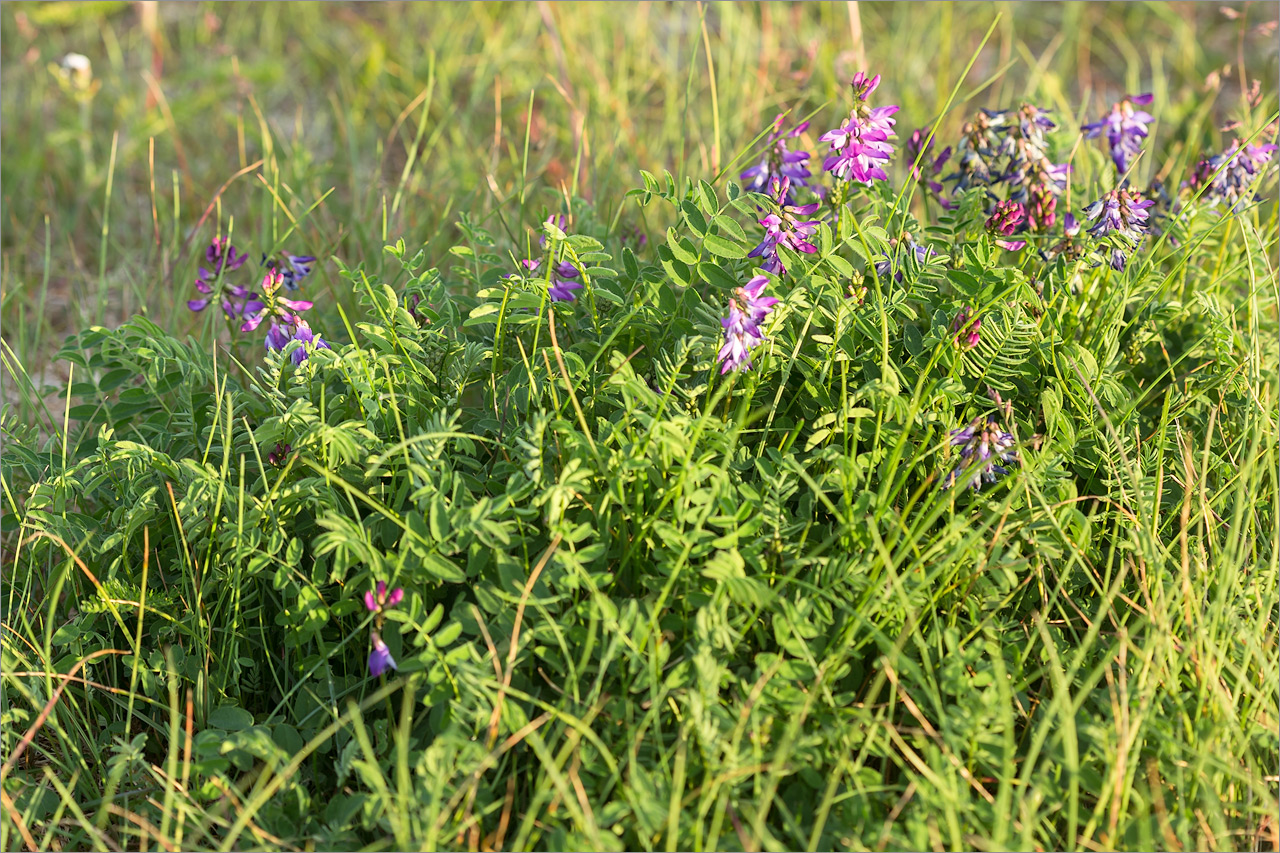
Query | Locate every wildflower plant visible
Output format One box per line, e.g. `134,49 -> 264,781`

944,416 -> 1017,490
1082,187 -> 1155,270
740,113 -> 816,201
1186,131 -> 1279,210
820,73 -> 898,181
1083,92 -> 1155,174
747,177 -> 820,276
185,233 -> 328,358
717,274 -> 778,373
5,37 -> 1277,853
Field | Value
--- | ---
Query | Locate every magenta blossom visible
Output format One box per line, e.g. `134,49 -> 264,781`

241,268 -> 314,350
717,275 -> 779,374
364,580 -> 404,614
819,71 -> 899,185
1027,184 -> 1057,232
951,308 -> 981,349
503,257 -> 542,281
986,200 -> 1028,251
266,442 -> 291,467
748,177 -> 821,276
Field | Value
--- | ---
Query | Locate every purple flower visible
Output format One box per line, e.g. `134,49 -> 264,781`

740,113 -> 814,201
818,71 -> 898,185
986,200 -> 1028,251
1083,93 -> 1154,174
945,416 -> 1017,490
503,258 -> 542,280
242,268 -> 314,349
187,237 -> 260,316
266,442 -> 291,467
264,322 -> 292,351
1083,187 -> 1155,270
1187,135 -> 1279,210
717,275 -> 778,374
548,260 -> 583,303
288,319 -> 331,365
364,580 -> 404,614
407,293 -> 433,326
187,281 -> 212,313
946,104 -> 1067,210
951,308 -> 981,349
265,251 -> 317,291
188,279 -> 263,320
747,177 -> 821,276
201,237 -> 248,281
1027,184 -> 1057,232
368,632 -> 397,677
944,112 -> 1004,192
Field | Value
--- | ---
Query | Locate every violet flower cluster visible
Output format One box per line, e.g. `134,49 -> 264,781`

940,103 -> 1070,241
945,416 -> 1017,490
1082,187 -> 1155,271
1186,135 -> 1278,210
240,268 -> 330,362
740,113 -> 817,203
187,236 -> 329,362
818,72 -> 899,185
365,580 -> 404,677
717,275 -> 779,374
951,307 -> 981,349
748,177 -> 820,276
1083,93 -> 1155,174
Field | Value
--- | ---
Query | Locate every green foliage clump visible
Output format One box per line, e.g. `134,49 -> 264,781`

3,151 -> 1276,851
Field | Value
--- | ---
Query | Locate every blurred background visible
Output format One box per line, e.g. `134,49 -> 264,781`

1,1 -> 1276,397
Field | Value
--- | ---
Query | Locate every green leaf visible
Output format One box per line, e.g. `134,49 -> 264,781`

711,215 -> 747,243
680,201 -> 708,237
698,262 -> 739,292
421,552 -> 467,583
207,705 -> 254,732
667,229 -> 699,265
703,234 -> 749,259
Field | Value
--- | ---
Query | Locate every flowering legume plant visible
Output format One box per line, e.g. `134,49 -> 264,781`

3,65 -> 1276,853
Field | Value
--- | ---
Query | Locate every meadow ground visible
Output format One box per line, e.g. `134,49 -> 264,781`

1,2 -> 1278,851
